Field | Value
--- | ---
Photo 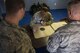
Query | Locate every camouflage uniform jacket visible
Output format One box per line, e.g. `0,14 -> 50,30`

30,11 -> 53,26
0,18 -> 35,53
47,21 -> 80,53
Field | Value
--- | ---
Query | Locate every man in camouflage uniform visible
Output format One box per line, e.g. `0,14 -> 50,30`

47,0 -> 80,53
0,0 -> 35,53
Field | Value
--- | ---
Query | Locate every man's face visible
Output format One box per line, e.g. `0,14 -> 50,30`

69,4 -> 80,20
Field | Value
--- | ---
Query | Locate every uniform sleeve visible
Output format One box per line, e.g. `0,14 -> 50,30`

47,31 -> 61,53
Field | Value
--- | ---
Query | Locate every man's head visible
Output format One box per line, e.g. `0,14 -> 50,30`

40,7 -> 49,16
67,0 -> 80,20
5,0 -> 25,20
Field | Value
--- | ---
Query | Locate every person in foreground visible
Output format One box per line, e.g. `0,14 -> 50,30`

29,7 -> 53,48
0,0 -> 35,53
47,0 -> 80,53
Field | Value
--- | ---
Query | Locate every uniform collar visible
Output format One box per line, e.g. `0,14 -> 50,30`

0,17 -> 27,32
0,17 -> 20,28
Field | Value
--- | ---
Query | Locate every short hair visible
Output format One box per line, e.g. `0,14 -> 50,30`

41,7 -> 49,12
67,0 -> 80,10
5,0 -> 25,14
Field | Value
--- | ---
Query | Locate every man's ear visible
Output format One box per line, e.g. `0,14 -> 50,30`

20,8 -> 24,13
18,8 -> 25,16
